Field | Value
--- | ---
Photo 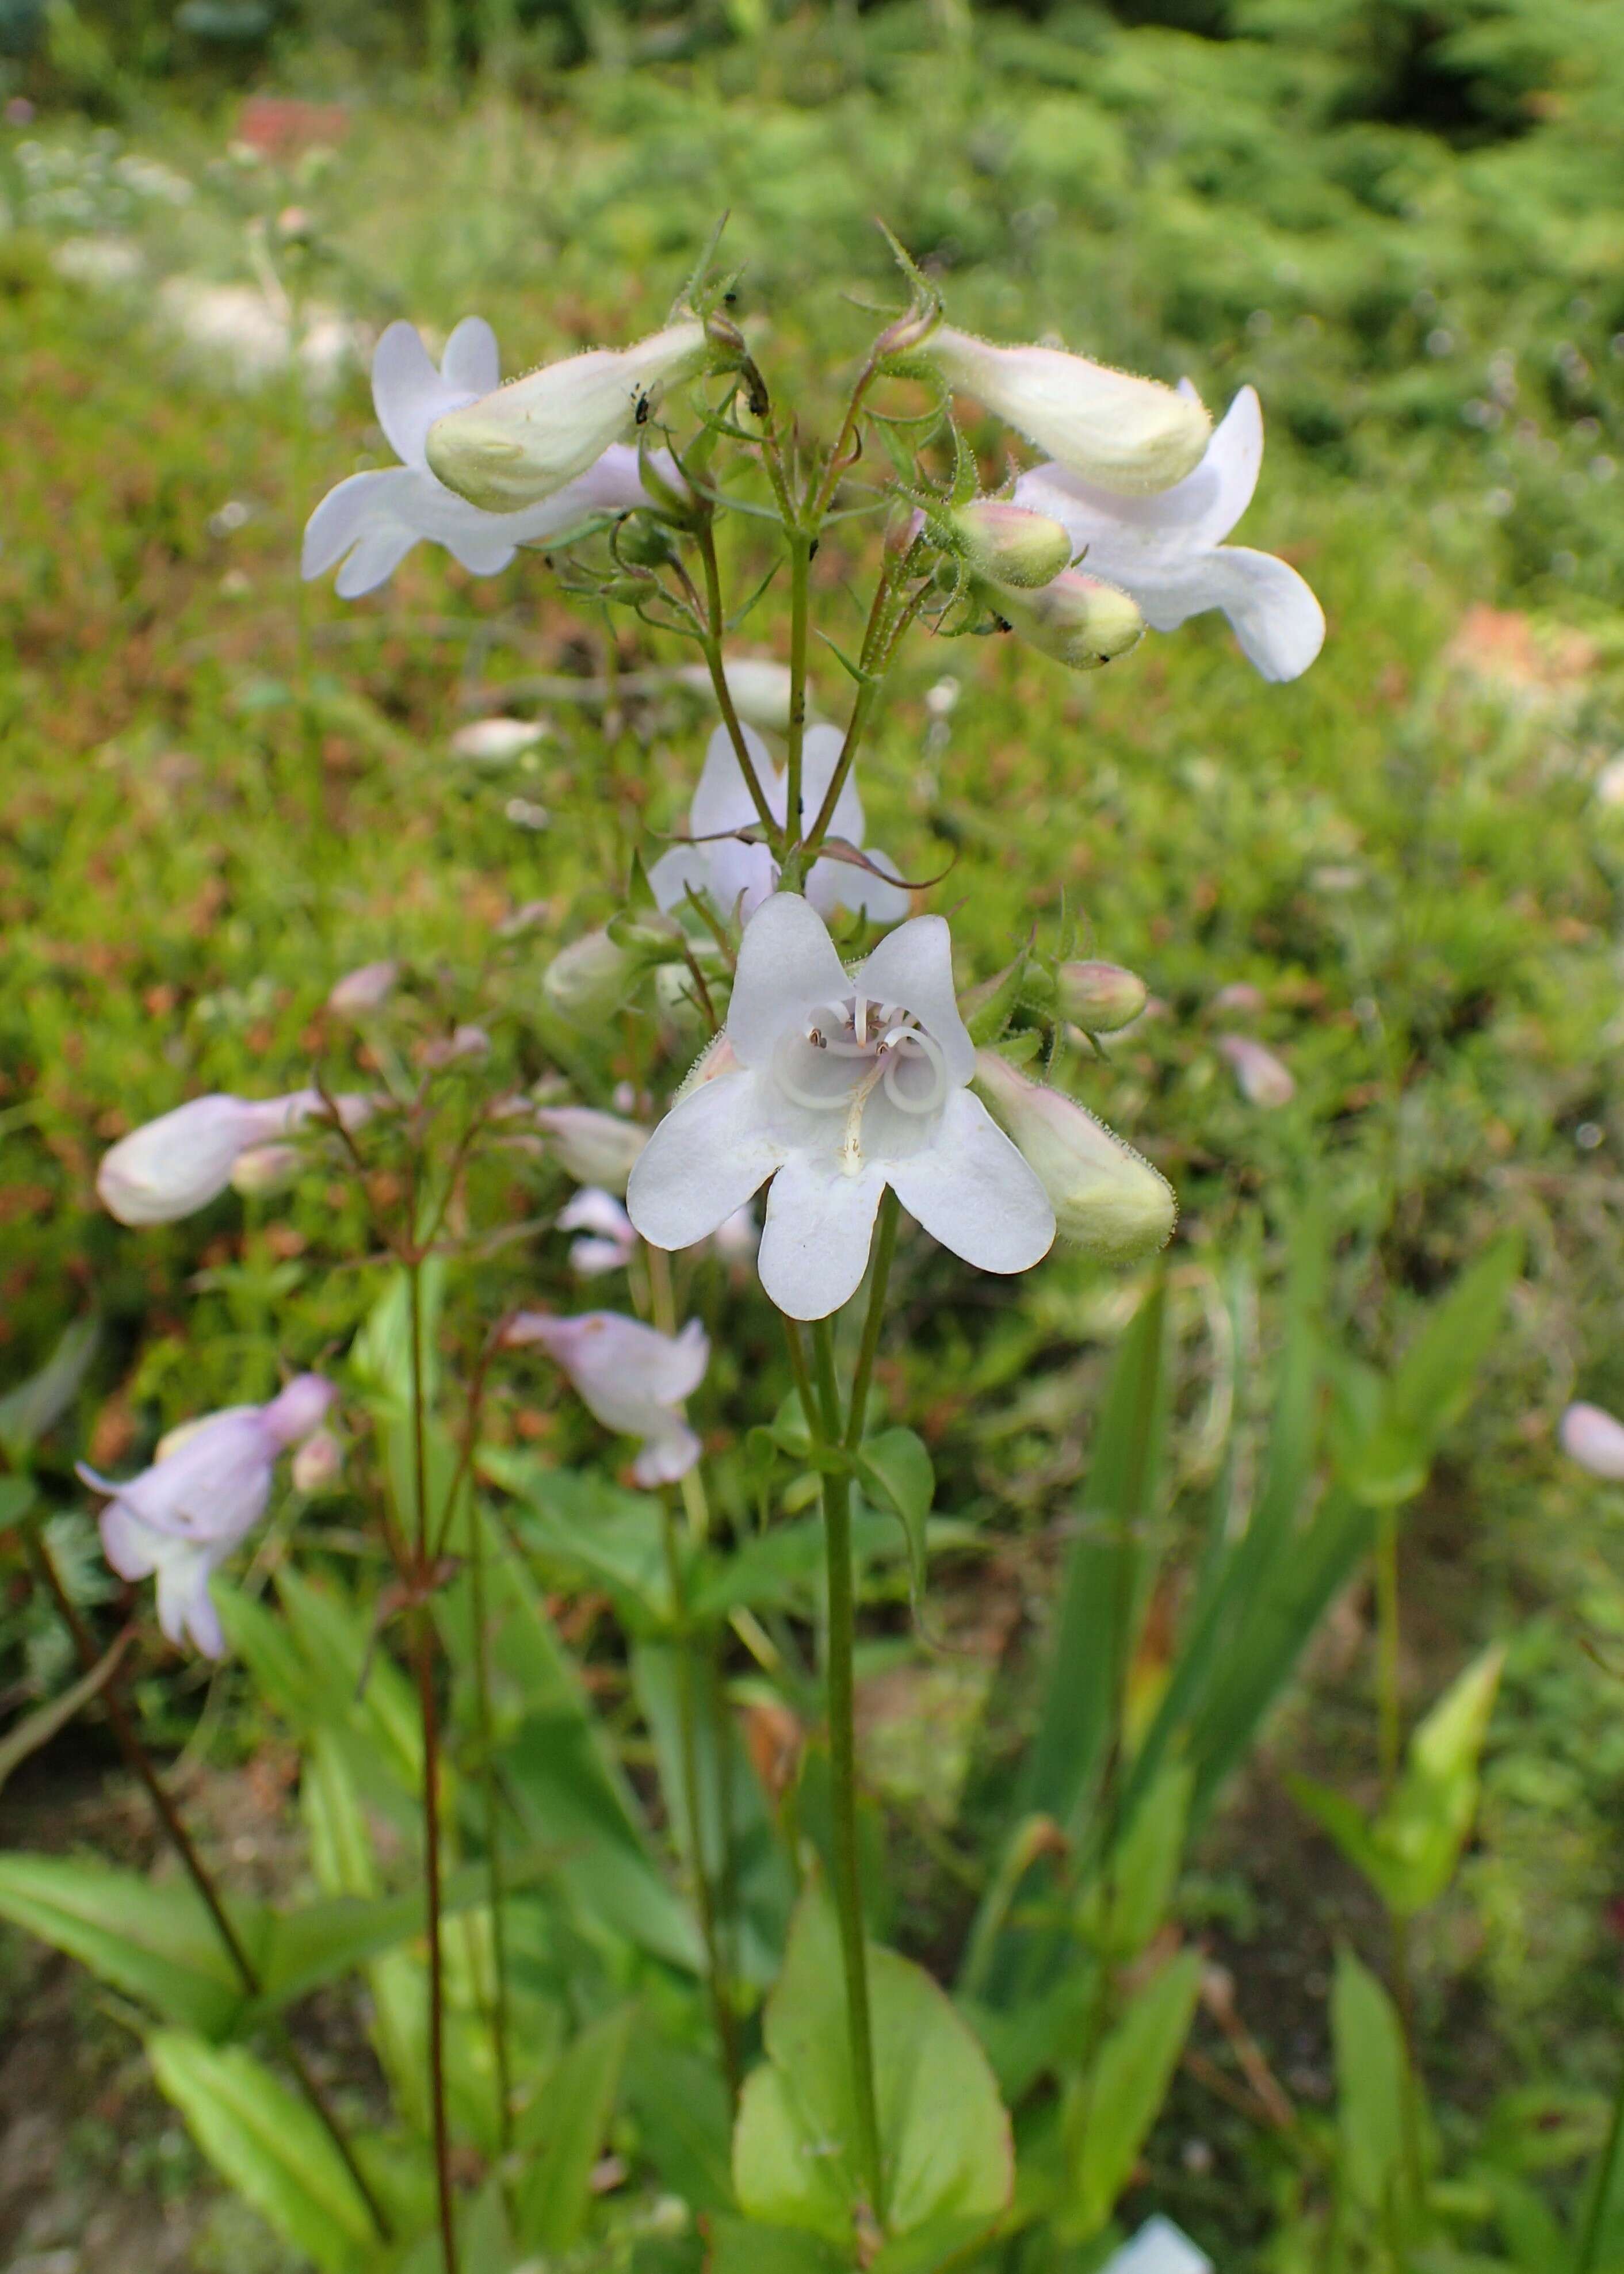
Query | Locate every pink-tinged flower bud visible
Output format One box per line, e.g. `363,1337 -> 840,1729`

327,959 -> 398,1015
543,928 -> 637,1029
972,1049 -> 1175,1263
425,320 -> 708,513
928,327 -> 1212,495
1056,960 -> 1148,1033
418,1023 -> 491,1068
291,1427 -> 343,1493
262,1373 -> 337,1448
996,570 -> 1144,672
1560,1401 -> 1624,1480
98,1093 -> 305,1226
536,1105 -> 649,1195
1217,1034 -> 1295,1108
952,500 -> 1073,590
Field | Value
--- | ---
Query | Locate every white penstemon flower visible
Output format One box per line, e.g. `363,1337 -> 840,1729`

1014,386 -> 1325,683
649,721 -> 910,927
79,1374 -> 335,1658
502,1310 -> 709,1485
97,1089 -> 372,1225
627,892 -> 1055,1320
303,317 -> 668,599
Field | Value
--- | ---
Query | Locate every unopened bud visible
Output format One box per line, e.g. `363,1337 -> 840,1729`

1056,960 -> 1147,1033
536,1105 -> 649,1195
426,320 -> 708,514
1217,1035 -> 1295,1109
973,1049 -> 1175,1264
1561,1402 -> 1624,1480
327,959 -> 398,1016
995,571 -> 1144,672
928,327 -> 1211,495
542,928 -> 637,1029
952,501 -> 1073,590
292,1427 -> 343,1493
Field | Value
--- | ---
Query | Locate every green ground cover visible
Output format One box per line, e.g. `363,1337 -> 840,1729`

3,6 -> 1624,2264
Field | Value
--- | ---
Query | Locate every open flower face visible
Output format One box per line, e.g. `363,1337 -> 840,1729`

303,318 -> 663,599
628,894 -> 1055,1319
1013,387 -> 1325,682
648,723 -> 910,927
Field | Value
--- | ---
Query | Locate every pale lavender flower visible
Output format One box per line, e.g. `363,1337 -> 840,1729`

79,1375 -> 334,1657
1217,1034 -> 1296,1108
502,1312 -> 708,1485
559,1187 -> 638,1278
1560,1401 -> 1624,1480
327,960 -> 399,1015
536,1106 -> 649,1195
97,1091 -> 370,1226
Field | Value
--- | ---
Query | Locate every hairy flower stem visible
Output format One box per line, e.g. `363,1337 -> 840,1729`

846,1191 -> 900,1451
693,514 -> 780,848
810,1314 -> 885,2219
26,1530 -> 391,2240
408,1259 -> 459,2274
783,527 -> 813,872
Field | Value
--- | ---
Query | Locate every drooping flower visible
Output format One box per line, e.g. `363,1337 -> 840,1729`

327,959 -> 398,1015
537,1106 -> 649,1195
648,723 -> 910,927
303,318 -> 666,599
424,320 -> 708,514
502,1311 -> 708,1485
927,327 -> 1212,495
1217,1034 -> 1296,1107
972,1049 -> 1175,1263
992,568 -> 1145,672
79,1374 -> 334,1657
97,1091 -> 370,1226
1013,387 -> 1325,682
1560,1401 -> 1624,1480
559,1187 -> 639,1278
627,893 -> 1055,1320
542,928 -> 638,1029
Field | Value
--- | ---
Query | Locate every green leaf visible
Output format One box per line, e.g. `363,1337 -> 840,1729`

1087,1763 -> 1193,1963
1332,1947 -> 1410,2213
148,2031 -> 376,2274
0,1853 -> 255,2037
733,1890 -> 1013,2246
853,1428 -> 935,1602
1060,1949 -> 1202,2243
0,1314 -> 98,1459
708,2220 -> 849,2274
513,2007 -> 633,2252
1292,1646 -> 1504,1916
625,2035 -> 736,2213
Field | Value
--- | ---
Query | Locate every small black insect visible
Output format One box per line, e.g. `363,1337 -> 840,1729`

724,289 -> 739,306
633,389 -> 652,426
747,379 -> 769,419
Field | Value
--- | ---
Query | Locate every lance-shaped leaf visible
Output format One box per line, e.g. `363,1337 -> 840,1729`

0,1853 -> 258,2037
1290,1644 -> 1504,1916
1059,1950 -> 1202,2243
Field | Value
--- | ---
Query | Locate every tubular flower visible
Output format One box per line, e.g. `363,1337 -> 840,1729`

1560,1401 -> 1624,1481
542,928 -> 638,1029
79,1375 -> 335,1658
503,1312 -> 708,1485
424,320 -> 708,514
627,893 -> 1054,1321
536,1106 -> 649,1195
994,570 -> 1144,672
928,326 -> 1212,496
558,1186 -> 639,1278
649,722 -> 910,927
303,318 -> 667,598
1014,387 -> 1325,682
972,1050 -> 1175,1264
97,1090 -> 370,1226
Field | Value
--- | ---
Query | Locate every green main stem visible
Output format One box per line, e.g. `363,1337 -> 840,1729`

810,1314 -> 885,2218
784,527 -> 812,857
